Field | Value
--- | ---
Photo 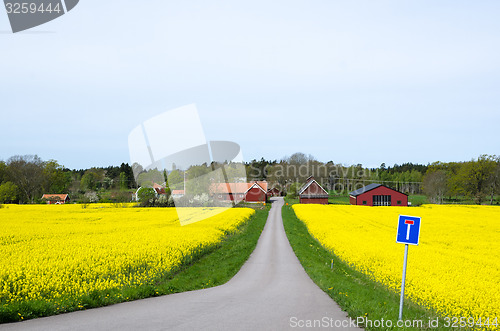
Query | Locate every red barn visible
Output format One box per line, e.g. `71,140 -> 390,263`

349,183 -> 408,206
210,181 -> 268,203
299,176 -> 329,204
42,194 -> 70,204
245,182 -> 267,202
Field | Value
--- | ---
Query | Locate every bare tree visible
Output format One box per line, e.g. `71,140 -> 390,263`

6,155 -> 45,203
423,170 -> 448,204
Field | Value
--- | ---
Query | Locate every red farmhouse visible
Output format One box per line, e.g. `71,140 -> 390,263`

299,176 -> 329,204
41,194 -> 70,204
349,183 -> 408,206
211,181 -> 268,203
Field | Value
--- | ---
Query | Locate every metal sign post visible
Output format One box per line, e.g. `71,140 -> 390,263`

396,215 -> 421,321
399,244 -> 409,320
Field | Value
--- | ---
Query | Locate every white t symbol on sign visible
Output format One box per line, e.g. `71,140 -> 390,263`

404,220 -> 414,240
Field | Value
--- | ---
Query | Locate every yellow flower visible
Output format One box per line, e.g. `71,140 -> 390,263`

293,204 -> 500,328
0,204 -> 254,309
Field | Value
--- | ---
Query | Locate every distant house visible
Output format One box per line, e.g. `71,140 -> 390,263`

42,194 -> 70,204
153,183 -> 166,195
134,182 -> 167,201
349,183 -> 408,206
267,187 -> 281,198
299,176 -> 329,204
210,181 -> 268,203
172,190 -> 185,198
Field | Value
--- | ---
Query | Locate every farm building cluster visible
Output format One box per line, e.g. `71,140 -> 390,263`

41,176 -> 408,207
296,177 -> 409,206
132,181 -> 282,203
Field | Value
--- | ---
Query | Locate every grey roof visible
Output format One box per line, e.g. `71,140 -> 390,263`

349,183 -> 382,197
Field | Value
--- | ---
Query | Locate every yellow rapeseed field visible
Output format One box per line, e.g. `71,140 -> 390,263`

0,204 -> 254,306
293,204 -> 499,324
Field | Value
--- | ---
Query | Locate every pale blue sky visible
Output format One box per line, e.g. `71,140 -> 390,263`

1,0 -> 499,169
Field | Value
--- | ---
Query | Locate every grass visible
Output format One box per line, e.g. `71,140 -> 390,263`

328,195 -> 351,204
442,195 -> 500,205
281,204 -> 451,331
326,194 -> 500,207
291,195 -> 428,206
1,206 -> 269,324
408,195 -> 428,206
410,195 -> 500,206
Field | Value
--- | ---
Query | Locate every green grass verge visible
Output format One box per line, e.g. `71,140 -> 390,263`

1,206 -> 269,324
408,195 -> 429,206
328,195 -> 351,205
282,205 -> 453,331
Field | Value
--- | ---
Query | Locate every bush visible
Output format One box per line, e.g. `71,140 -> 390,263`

286,182 -> 301,199
83,192 -> 99,203
136,187 -> 157,207
110,190 -> 132,203
156,194 -> 173,207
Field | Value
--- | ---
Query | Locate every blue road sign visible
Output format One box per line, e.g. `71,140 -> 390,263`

396,215 -> 421,245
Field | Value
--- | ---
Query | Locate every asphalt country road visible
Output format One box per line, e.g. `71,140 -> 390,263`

3,198 -> 361,330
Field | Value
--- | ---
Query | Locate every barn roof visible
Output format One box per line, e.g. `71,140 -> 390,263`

254,181 -> 268,191
42,194 -> 69,200
349,183 -> 407,197
210,181 -> 267,194
246,182 -> 267,194
153,183 -> 166,195
298,179 -> 328,196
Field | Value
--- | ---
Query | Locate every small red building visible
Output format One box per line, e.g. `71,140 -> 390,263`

267,187 -> 281,198
299,176 -> 329,204
349,183 -> 408,206
42,194 -> 70,204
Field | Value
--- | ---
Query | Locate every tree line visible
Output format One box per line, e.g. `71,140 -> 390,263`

1,153 -> 498,205
423,154 -> 499,204
0,155 -> 135,204
245,153 -> 499,205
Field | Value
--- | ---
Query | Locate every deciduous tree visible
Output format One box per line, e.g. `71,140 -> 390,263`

6,155 -> 44,203
0,181 -> 18,203
43,160 -> 71,193
136,187 -> 156,206
453,155 -> 497,204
